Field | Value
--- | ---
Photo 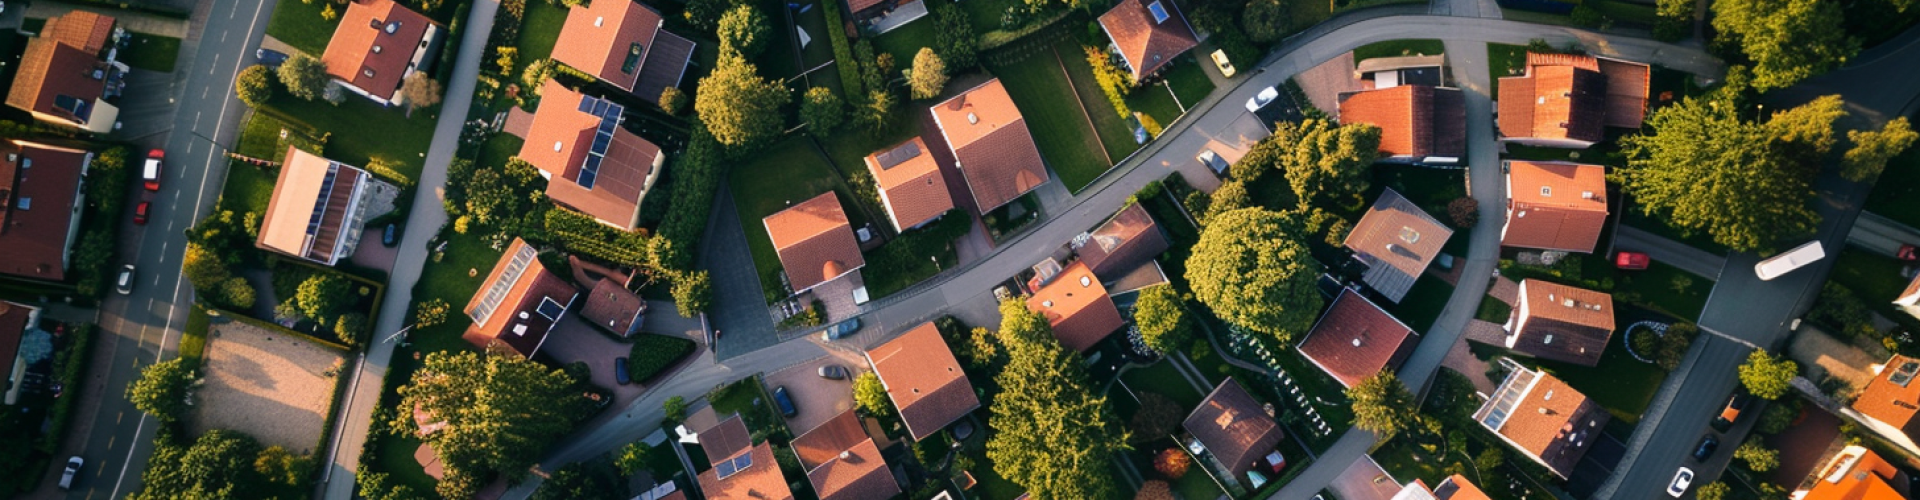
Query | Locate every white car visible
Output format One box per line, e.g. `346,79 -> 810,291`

116,265 -> 135,295
1246,86 -> 1279,113
1668,467 -> 1694,497
59,456 -> 83,490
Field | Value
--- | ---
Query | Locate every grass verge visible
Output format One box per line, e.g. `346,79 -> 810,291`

1352,39 -> 1445,63
123,33 -> 181,72
265,0 -> 344,55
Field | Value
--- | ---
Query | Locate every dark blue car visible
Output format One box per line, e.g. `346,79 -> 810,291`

772,386 -> 797,417
256,49 -> 289,68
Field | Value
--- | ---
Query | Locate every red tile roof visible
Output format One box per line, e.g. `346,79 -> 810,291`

1344,188 -> 1453,303
6,38 -> 109,126
551,0 -> 662,91
930,79 -> 1049,212
1898,274 -> 1920,307
866,136 -> 955,231
867,322 -> 980,441
1027,262 -> 1125,352
1077,203 -> 1169,282
1803,446 -> 1912,500
42,11 -> 114,52
577,278 -> 644,337
323,0 -> 438,100
521,81 -> 664,229
460,238 -> 580,358
700,415 -> 753,464
1183,380 -> 1284,481
0,301 -> 39,392
695,443 -> 794,500
1297,289 -> 1419,388
764,192 -> 865,292
1337,85 -> 1466,159
1502,161 -> 1609,252
0,141 -> 89,281
1496,53 -> 1649,145
1097,0 -> 1199,79
792,410 -> 901,500
1854,355 -> 1920,437
1434,474 -> 1495,500
1509,280 -> 1615,367
1479,367 -> 1608,478
846,0 -> 889,14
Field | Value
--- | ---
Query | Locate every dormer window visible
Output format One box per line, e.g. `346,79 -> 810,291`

372,45 -> 383,54
385,21 -> 400,34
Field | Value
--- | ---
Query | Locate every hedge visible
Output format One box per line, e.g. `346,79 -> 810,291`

546,208 -> 650,266
820,0 -> 865,101
37,324 -> 95,453
627,334 -> 696,382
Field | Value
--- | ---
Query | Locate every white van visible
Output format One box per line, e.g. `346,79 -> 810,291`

1755,240 -> 1825,280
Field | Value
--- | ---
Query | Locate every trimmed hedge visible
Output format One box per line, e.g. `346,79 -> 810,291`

546,208 -> 650,266
821,0 -> 865,101
627,334 -> 696,382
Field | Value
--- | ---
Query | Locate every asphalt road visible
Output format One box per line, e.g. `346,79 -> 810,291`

36,0 -> 276,498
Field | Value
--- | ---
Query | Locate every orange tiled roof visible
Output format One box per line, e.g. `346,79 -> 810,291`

867,322 -> 980,441
1297,289 -> 1419,388
6,39 -> 108,125
1855,355 -> 1920,435
866,136 -> 955,231
1483,368 -> 1608,478
1503,161 -> 1608,252
1510,279 -> 1615,366
764,192 -> 865,292
1183,380 -> 1284,481
1337,85 -> 1466,159
551,0 -> 662,91
1097,0 -> 1198,79
930,79 -> 1049,211
1803,446 -> 1912,500
1496,53 -> 1649,144
460,238 -> 579,358
1077,203 -> 1169,282
43,11 -> 115,53
1344,188 -> 1453,303
1899,275 -> 1920,306
792,410 -> 900,500
0,141 -> 89,281
695,443 -> 794,500
323,0 -> 438,100
1027,262 -> 1125,352
520,81 -> 664,229
1434,474 -> 1494,500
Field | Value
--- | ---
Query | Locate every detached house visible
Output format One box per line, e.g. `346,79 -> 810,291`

1096,0 -> 1199,82
1502,160 -> 1609,253
765,192 -> 866,295
462,238 -> 578,358
1496,53 -> 1650,148
1074,203 -> 1169,282
1,301 -> 43,405
1028,262 -> 1126,352
1297,289 -> 1419,389
1475,361 -> 1609,479
1394,474 -> 1494,500
550,0 -> 695,105
1183,380 -> 1285,487
1851,355 -> 1920,453
1795,445 -> 1912,500
696,416 -> 795,500
1894,275 -> 1920,320
1345,188 -> 1453,303
257,147 -> 392,266
866,322 -> 980,441
520,81 -> 665,230
791,410 -> 901,500
1503,279 -> 1615,367
1337,85 -> 1466,164
930,79 -> 1049,213
6,11 -> 123,134
323,0 -> 445,105
0,141 -> 91,282
865,137 -> 955,232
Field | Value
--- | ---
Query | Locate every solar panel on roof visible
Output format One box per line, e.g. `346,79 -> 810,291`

1147,1 -> 1170,23
715,452 -> 752,479
574,95 -> 626,190
875,140 -> 923,169
577,94 -> 595,112
473,245 -> 537,325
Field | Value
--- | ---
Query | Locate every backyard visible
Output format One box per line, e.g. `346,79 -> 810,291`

1125,60 -> 1216,138
264,0 -> 344,55
1531,338 -> 1668,424
986,32 -> 1136,192
1497,254 -> 1715,322
729,137 -> 876,302
257,92 -> 438,181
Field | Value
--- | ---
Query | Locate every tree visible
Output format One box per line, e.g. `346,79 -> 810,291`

127,358 -> 197,422
1473,446 -> 1505,472
335,312 -> 369,344
716,5 -> 770,58
986,298 -> 1129,499
1128,392 -> 1183,441
1655,0 -> 1693,41
1133,284 -> 1193,354
182,243 -> 232,292
1738,350 -> 1798,399
389,351 -> 593,498
1242,0 -> 1290,43
671,270 -> 712,317
252,445 -> 313,491
1268,119 -> 1380,208
694,54 -> 788,148
909,47 -> 949,100
459,158 -> 547,234
658,87 -> 688,116
522,58 -> 555,92
218,277 -> 257,310
1654,323 -> 1699,371
1697,482 -> 1732,500
682,0 -> 730,32
1614,95 -> 1844,251
277,53 -> 329,101
531,462 -> 623,500
853,371 -> 893,417
1447,198 -> 1478,228
295,273 -> 352,324
1348,372 -> 1417,439
415,298 -> 451,328
1843,117 -> 1919,181
401,72 -> 443,111
932,3 -> 978,70
1152,448 -> 1191,478
238,65 -> 274,107
1201,180 -> 1249,225
1711,0 -> 1856,91
615,441 -> 654,476
131,430 -> 301,500
1136,480 -> 1174,500
1185,208 -> 1323,343
800,86 -> 845,135
1757,397 -> 1801,434
856,88 -> 897,134
662,395 -> 689,422
1734,436 -> 1780,472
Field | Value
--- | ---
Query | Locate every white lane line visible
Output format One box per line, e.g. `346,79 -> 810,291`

207,53 -> 219,74
220,30 -> 228,43
202,87 -> 209,99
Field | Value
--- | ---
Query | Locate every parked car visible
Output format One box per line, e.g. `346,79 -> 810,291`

115,265 -> 136,295
822,318 -> 861,341
1692,435 -> 1719,462
1246,86 -> 1279,113
1210,49 -> 1236,78
256,48 -> 290,67
58,456 -> 83,490
1615,251 -> 1650,270
818,364 -> 847,380
1197,150 -> 1230,176
614,357 -> 631,385
143,149 -> 164,191
133,201 -> 151,225
772,386 -> 797,417
382,223 -> 399,247
1716,391 -> 1751,429
1668,467 -> 1694,497
1899,243 -> 1918,261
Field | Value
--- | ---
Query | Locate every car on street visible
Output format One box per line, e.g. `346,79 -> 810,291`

133,201 -> 151,225
1692,435 -> 1719,462
772,386 -> 797,417
818,364 -> 847,380
256,48 -> 290,67
115,265 -> 135,295
1668,467 -> 1694,497
614,357 -> 631,384
1615,251 -> 1650,270
1211,49 -> 1236,78
1899,243 -> 1918,261
822,317 -> 861,341
383,223 -> 399,247
1198,150 -> 1230,176
59,456 -> 83,490
143,149 -> 164,191
1715,391 -> 1751,430
1246,86 -> 1279,113
1756,240 -> 1825,280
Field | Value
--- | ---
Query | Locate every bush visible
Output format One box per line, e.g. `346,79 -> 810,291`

1570,3 -> 1605,28
627,334 -> 696,382
335,312 -> 369,345
820,0 -> 864,100
1128,392 -> 1183,440
361,158 -> 415,188
932,3 -> 978,70
671,270 -> 712,317
277,53 -> 329,101
217,277 -> 257,310
415,299 -> 450,328
1152,448 -> 1190,478
545,208 -> 650,266
658,87 -> 687,116
295,273 -> 352,324
1085,46 -> 1134,118
800,86 -> 845,135
1809,283 -> 1877,339
1447,197 -> 1478,228
238,65 -> 274,107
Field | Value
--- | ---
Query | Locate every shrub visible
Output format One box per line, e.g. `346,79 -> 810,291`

415,298 -> 451,328
910,48 -> 948,100
671,270 -> 713,317
627,335 -> 696,382
1152,448 -> 1190,478
362,158 -> 415,188
854,371 -> 893,417
1447,197 -> 1478,228
820,0 -> 864,100
801,86 -> 845,135
1085,46 -> 1134,118
658,87 -> 687,116
932,3 -> 979,70
545,208 -> 650,266
1128,392 -> 1182,440
335,312 -> 369,345
277,53 -> 329,101
238,65 -> 274,107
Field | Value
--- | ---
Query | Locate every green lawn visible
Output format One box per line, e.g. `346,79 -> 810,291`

1498,254 -> 1714,321
515,0 -> 570,69
959,0 -> 1023,32
1864,148 -> 1920,229
1164,61 -> 1216,110
477,134 -> 525,170
730,137 -> 872,302
123,33 -> 180,72
708,376 -> 790,437
871,16 -> 939,68
987,37 -> 1132,192
1476,295 -> 1513,323
1827,248 -> 1920,334
1487,43 -> 1529,94
1119,360 -> 1206,408
1533,340 -> 1668,424
1351,39 -> 1444,63
1393,275 -> 1456,333
1126,82 -> 1183,132
406,229 -> 502,357
265,0 -> 343,55
259,92 -> 437,180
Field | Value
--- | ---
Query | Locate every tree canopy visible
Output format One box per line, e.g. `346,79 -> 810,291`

237,65 -> 274,107
911,47 -> 949,100
127,357 -> 198,422
277,53 -> 329,101
401,72 -> 443,111
295,272 -> 352,325
131,430 -> 309,500
1132,284 -> 1193,354
1738,349 -> 1798,399
1270,119 -> 1380,209
1842,117 -> 1918,181
694,53 -> 789,148
986,298 -> 1128,499
1185,207 -> 1323,343
716,5 -> 770,58
389,351 -> 594,499
853,371 -> 893,417
800,86 -> 845,135
1710,0 -> 1856,91
1348,372 -> 1418,439
531,462 -> 625,500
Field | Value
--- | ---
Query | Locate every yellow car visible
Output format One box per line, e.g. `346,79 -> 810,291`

1211,50 -> 1236,78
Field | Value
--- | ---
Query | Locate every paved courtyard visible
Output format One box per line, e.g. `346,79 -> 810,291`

764,352 -> 866,433
191,320 -> 348,452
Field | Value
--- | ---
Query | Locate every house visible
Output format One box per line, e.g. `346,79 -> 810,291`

764,192 -> 866,294
1502,160 -> 1609,253
322,0 -> 445,105
549,0 -> 695,105
1356,55 -> 1446,89
929,79 -> 1049,213
1895,275 -> 1920,320
1502,279 -> 1615,367
519,81 -> 665,230
696,442 -> 794,500
791,410 -> 902,500
1496,53 -> 1650,148
577,278 -> 645,337
0,141 -> 91,282
1850,355 -> 1920,452
6,11 -> 123,134
1096,0 -> 1199,81
1184,380 -> 1285,485
1297,289 -> 1419,389
866,322 -> 980,440
1795,445 -> 1911,500
1344,188 -> 1453,303
1392,474 -> 1494,500
1075,203 -> 1170,282
257,147 -> 390,266
1,301 -> 42,405
461,238 -> 579,358
1337,85 -> 1466,164
1473,361 -> 1609,479
699,414 -> 753,464
865,136 -> 955,232
1028,262 -> 1126,352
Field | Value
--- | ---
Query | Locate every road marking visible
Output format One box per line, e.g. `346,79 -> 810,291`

220,30 -> 228,43
202,87 -> 209,99
107,436 -> 115,450
208,54 -> 219,74
116,411 -> 124,424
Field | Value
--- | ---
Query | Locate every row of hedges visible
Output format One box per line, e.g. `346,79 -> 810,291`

74,147 -> 132,297
627,334 -> 696,382
545,208 -> 650,266
821,0 -> 865,101
37,323 -> 95,454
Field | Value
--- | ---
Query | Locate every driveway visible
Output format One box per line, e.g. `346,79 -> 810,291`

763,352 -> 865,434
537,317 -> 648,409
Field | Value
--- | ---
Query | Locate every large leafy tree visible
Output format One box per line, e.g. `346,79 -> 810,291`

1132,284 -> 1192,354
1269,119 -> 1380,209
400,72 -> 443,111
131,430 -> 308,500
237,65 -> 274,107
1738,350 -> 1798,399
127,358 -> 198,422
853,371 -> 893,417
910,47 -> 949,100
277,53 -> 329,101
1842,117 -> 1919,181
716,5 -> 770,58
1613,95 -> 1845,251
389,351 -> 593,499
457,158 -> 548,234
986,298 -> 1128,499
694,53 -> 789,148
1710,0 -> 1856,91
800,86 -> 845,136
1734,437 -> 1780,472
1185,208 -> 1323,343
1348,372 -> 1418,439
295,272 -> 352,324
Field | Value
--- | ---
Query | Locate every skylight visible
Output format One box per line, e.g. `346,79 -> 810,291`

1147,0 -> 1170,23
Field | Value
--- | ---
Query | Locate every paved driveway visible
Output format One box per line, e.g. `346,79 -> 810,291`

537,317 -> 650,416
763,352 -> 865,434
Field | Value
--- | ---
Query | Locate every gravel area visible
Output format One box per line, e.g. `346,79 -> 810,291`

191,321 -> 348,453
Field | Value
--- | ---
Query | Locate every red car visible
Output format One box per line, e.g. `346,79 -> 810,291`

1899,244 -> 1918,262
1616,251 -> 1651,270
133,201 -> 150,225
142,149 -> 164,191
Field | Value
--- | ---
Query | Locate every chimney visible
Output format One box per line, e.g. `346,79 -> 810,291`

840,451 -> 852,460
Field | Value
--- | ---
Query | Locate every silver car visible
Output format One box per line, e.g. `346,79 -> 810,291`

115,265 -> 136,295
59,456 -> 83,490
